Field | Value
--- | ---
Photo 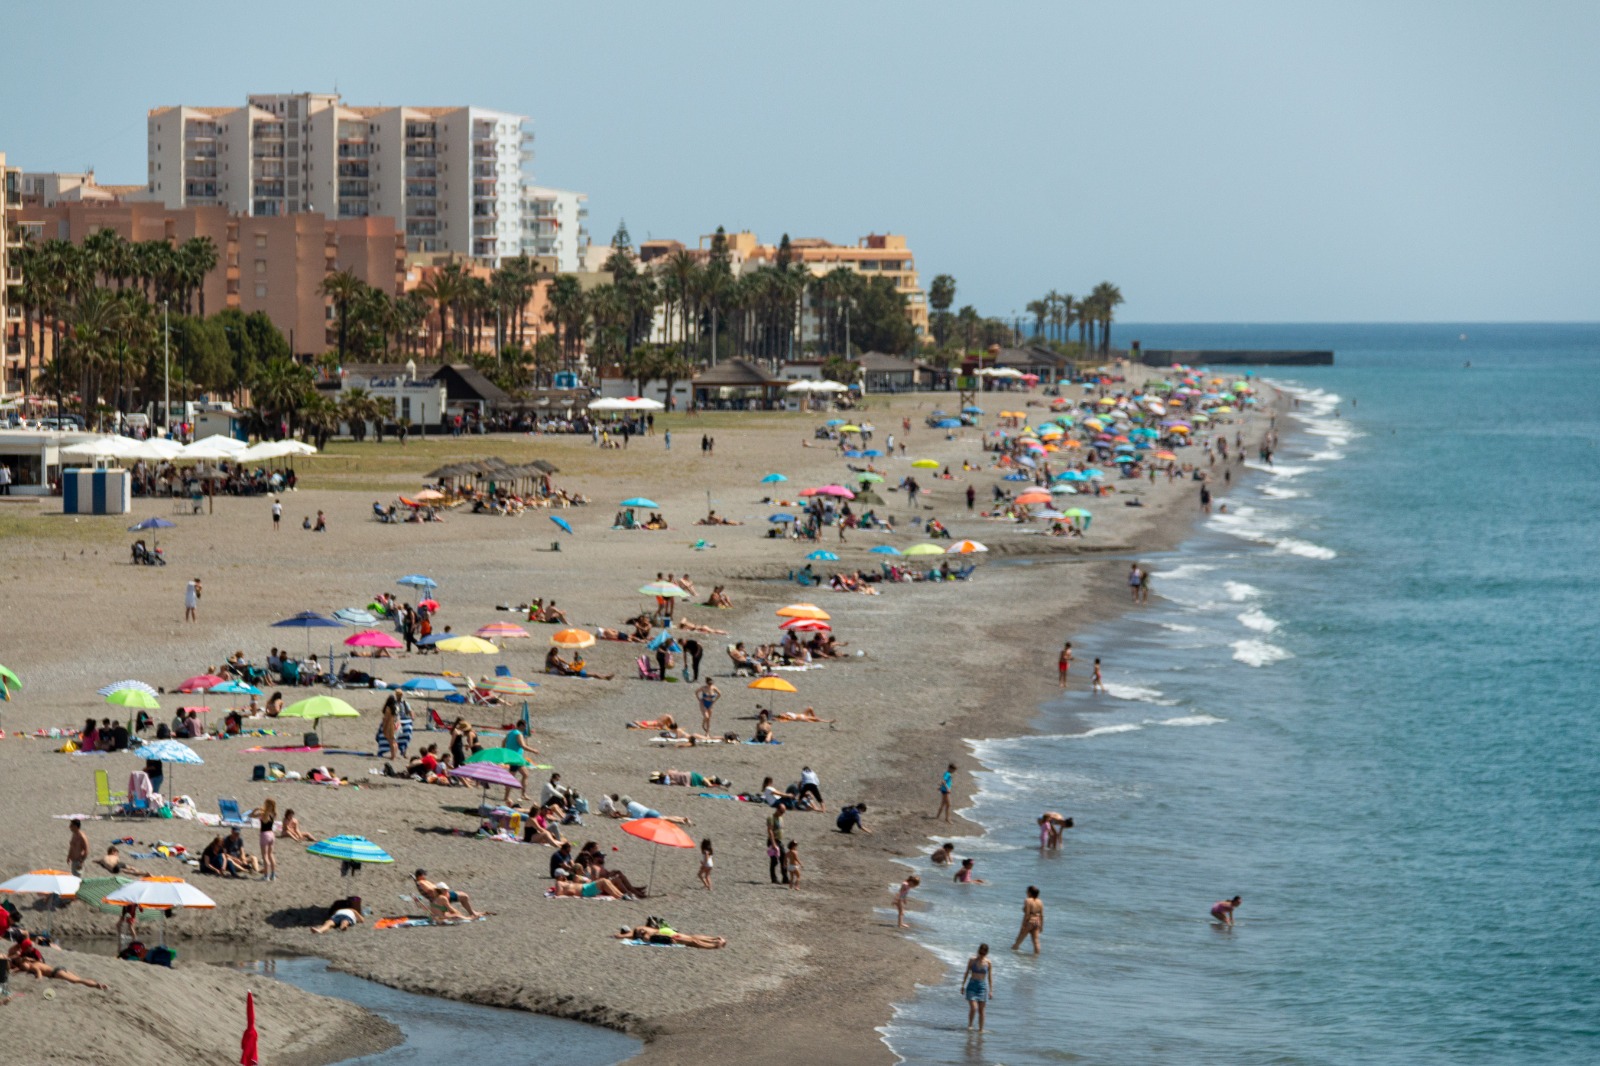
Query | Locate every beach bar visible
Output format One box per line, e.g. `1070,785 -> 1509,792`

0,430 -> 91,496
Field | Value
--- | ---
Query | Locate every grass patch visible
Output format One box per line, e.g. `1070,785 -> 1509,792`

0,510 -> 130,546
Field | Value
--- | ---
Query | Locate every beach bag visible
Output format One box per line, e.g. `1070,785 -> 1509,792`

252,765 -> 267,781
303,731 -> 320,747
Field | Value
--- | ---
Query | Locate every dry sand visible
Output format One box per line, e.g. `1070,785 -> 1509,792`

0,378 -> 1280,1065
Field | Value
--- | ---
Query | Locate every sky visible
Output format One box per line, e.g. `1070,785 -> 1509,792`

5,0 -> 1598,322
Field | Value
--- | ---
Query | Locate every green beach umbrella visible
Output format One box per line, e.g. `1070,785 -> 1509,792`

466,747 -> 529,768
903,543 -> 946,556
857,473 -> 885,484
106,689 -> 160,710
280,695 -> 361,744
0,664 -> 20,700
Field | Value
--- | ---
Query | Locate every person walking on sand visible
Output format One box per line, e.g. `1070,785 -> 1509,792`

184,576 -> 202,623
1211,895 -> 1242,926
272,497 -> 281,531
895,875 -> 920,928
1011,886 -> 1044,954
696,678 -> 721,735
1057,641 -> 1073,688
1092,658 -> 1105,694
698,839 -> 714,891
1138,566 -> 1152,605
962,944 -> 994,1031
935,763 -> 956,823
67,818 -> 89,876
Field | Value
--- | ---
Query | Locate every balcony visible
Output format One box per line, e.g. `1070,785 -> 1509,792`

473,223 -> 497,238
473,163 -> 495,179
472,204 -> 497,218
253,201 -> 284,216
253,145 -> 285,159
337,144 -> 371,159
404,123 -> 437,139
186,182 -> 219,198
187,147 -> 218,160
404,144 -> 437,159
338,162 -> 369,178
405,183 -> 437,199
339,203 -> 370,218
188,164 -> 218,179
255,122 -> 285,139
338,181 -> 369,197
406,221 -> 440,237
405,163 -> 437,179
255,182 -> 286,197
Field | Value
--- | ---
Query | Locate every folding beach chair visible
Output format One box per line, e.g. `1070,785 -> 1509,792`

636,656 -> 661,681
94,769 -> 127,816
494,664 -> 512,678
218,797 -> 248,827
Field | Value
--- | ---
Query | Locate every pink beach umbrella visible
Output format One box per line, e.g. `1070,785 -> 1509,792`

816,485 -> 856,499
344,630 -> 403,650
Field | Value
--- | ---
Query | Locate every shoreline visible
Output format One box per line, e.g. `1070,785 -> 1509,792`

0,381 -> 1281,1066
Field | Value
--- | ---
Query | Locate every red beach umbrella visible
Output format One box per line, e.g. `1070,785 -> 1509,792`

241,991 -> 259,1066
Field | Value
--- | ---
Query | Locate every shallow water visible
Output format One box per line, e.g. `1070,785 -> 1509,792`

882,325 -> 1600,1065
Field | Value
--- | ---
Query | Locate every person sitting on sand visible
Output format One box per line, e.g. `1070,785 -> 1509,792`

281,808 -> 316,843
415,870 -> 487,919
612,924 -> 726,949
574,852 -> 649,898
199,835 -> 246,877
703,586 -> 734,609
752,710 -> 775,743
310,899 -> 365,934
223,828 -> 261,874
776,706 -> 836,724
521,805 -> 567,848
552,872 -> 627,899
528,600 -> 569,625
96,845 -> 149,878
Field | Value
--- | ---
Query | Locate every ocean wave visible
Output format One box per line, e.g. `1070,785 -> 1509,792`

1071,723 -> 1144,738
1232,639 -> 1293,667
1159,622 -> 1199,633
1238,608 -> 1279,632
1308,448 -> 1346,462
1154,714 -> 1227,727
1245,461 -> 1311,478
1156,563 -> 1219,581
1209,510 -> 1296,543
1260,484 -> 1304,500
1101,682 -> 1180,706
1273,537 -> 1337,560
1225,581 -> 1261,601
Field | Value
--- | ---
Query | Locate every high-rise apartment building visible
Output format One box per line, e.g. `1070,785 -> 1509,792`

520,186 -> 589,273
2,152 -> 22,400
147,92 -> 553,265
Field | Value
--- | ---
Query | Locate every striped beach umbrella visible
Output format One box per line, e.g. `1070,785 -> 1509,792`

307,836 -> 394,867
484,676 -> 538,697
476,623 -> 531,641
97,680 -> 155,698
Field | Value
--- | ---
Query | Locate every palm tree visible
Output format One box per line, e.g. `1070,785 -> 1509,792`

251,356 -> 315,439
415,265 -> 464,357
928,274 -> 956,347
654,345 -> 695,410
544,274 -> 584,368
1089,282 -> 1124,353
1026,299 -> 1049,342
180,236 -> 219,316
661,250 -> 699,345
320,269 -> 365,363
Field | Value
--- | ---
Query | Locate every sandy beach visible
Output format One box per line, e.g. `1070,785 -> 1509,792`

0,375 -> 1279,1065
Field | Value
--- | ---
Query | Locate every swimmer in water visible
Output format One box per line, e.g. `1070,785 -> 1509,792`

1211,895 -> 1242,926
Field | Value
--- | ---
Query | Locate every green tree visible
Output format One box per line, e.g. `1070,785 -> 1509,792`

928,274 -> 957,347
1089,282 -> 1125,353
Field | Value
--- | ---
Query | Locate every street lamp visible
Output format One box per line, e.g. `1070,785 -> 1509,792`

162,300 -> 170,438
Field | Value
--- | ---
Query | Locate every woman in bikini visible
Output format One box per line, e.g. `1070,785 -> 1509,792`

695,679 -> 721,735
776,706 -> 836,724
962,944 -> 994,1031
281,808 -> 316,843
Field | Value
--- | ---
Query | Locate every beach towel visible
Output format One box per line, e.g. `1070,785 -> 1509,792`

744,739 -> 782,745
244,745 -> 322,753
374,915 -> 489,930
695,793 -> 742,801
618,939 -> 685,948
544,889 -> 616,901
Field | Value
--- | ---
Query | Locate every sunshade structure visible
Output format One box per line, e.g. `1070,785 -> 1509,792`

760,473 -> 788,483
448,762 -> 522,804
620,816 -> 696,893
0,869 -> 81,936
869,545 -> 902,555
98,680 -> 155,698
333,607 -> 378,626
435,635 -> 499,655
588,396 -> 664,412
104,875 -> 216,943
178,674 -> 226,693
344,630 -> 403,650
639,581 -> 690,600
72,875 -> 134,914
476,623 -> 530,641
466,747 -> 529,768
399,676 -> 458,696
208,680 -> 261,695
946,540 -> 989,554
483,676 -> 538,697
397,575 -> 438,590
749,674 -> 798,716
271,610 -> 346,657
620,497 -> 660,509
132,737 -> 203,794
127,517 -> 177,532
911,459 -> 940,469
551,628 -> 597,650
306,836 -> 394,875
106,688 -> 159,710
779,618 -> 830,632
550,515 -> 574,536
805,550 -> 839,562
902,543 -> 946,556
280,695 -> 361,743
775,603 -> 830,621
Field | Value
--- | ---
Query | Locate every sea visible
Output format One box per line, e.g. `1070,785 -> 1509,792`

880,324 -> 1600,1065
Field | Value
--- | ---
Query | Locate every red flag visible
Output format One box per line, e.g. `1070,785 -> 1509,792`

241,990 -> 259,1066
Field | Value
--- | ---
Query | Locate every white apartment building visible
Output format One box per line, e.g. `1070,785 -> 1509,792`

147,92 -> 548,264
520,186 -> 589,273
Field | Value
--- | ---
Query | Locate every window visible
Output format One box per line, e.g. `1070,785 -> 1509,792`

255,259 -> 267,274
255,283 -> 267,297
255,235 -> 267,248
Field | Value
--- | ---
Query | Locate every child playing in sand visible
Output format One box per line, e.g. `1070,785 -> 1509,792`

786,840 -> 802,890
699,839 -> 714,891
895,875 -> 920,928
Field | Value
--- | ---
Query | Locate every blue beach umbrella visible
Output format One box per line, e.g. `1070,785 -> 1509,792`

806,550 -> 839,561
862,449 -> 883,457
936,419 -> 962,429
397,575 -> 438,590
620,497 -> 659,508
824,419 -> 845,427
333,607 -> 377,626
760,474 -> 788,484
1003,473 -> 1031,482
870,545 -> 902,555
132,738 -> 203,794
768,513 -> 796,524
399,676 -> 458,694
844,450 -> 864,458
307,835 -> 394,874
272,610 -> 345,657
962,406 -> 984,414
550,515 -> 574,535
127,517 -> 176,532
209,680 -> 262,695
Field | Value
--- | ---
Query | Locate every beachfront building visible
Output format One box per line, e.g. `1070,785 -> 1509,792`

857,351 -> 935,393
987,345 -> 1079,384
146,93 -> 582,266
520,186 -> 589,272
2,153 -> 22,402
19,191 -> 405,356
691,359 -> 790,411
323,360 -> 511,432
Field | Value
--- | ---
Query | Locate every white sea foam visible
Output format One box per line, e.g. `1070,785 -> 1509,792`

1245,461 -> 1311,478
1238,608 -> 1279,632
1260,484 -> 1304,500
1071,723 -> 1143,738
1102,682 -> 1180,706
1157,563 -> 1219,581
1308,448 -> 1346,462
1159,622 -> 1199,633
1155,714 -> 1227,727
1273,537 -> 1337,560
1225,581 -> 1261,602
1232,639 -> 1293,667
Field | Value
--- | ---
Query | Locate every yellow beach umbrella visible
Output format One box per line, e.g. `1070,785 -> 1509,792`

776,603 -> 830,621
911,459 -> 940,469
436,636 -> 500,654
748,676 -> 797,694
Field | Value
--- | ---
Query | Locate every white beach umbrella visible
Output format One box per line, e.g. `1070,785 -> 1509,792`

61,436 -> 138,459
124,438 -> 187,461
237,441 -> 293,462
277,440 -> 318,456
105,876 -> 216,911
784,380 -> 817,393
812,380 -> 850,393
0,869 -> 81,897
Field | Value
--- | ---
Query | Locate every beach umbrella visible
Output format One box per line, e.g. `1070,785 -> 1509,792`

1155,450 -> 1178,461
869,545 -> 902,555
399,676 -> 458,696
243,991 -> 259,1066
911,459 -> 940,469
106,876 -> 215,911
1063,508 -> 1093,522
550,515 -> 574,536
816,485 -> 856,499
0,869 -> 81,937
178,674 -> 227,693
775,603 -> 830,620
435,635 -> 500,654
760,473 -> 788,483
72,875 -> 134,914
767,513 -> 796,524
466,747 -> 529,768
476,623 -> 530,641
857,473 -> 884,484
639,581 -> 690,600
1014,491 -> 1052,506
903,543 -> 945,556
946,540 -> 989,554
306,836 -> 393,876
837,424 -> 861,434
862,449 -> 883,457
824,419 -> 845,427
448,762 -> 522,804
397,575 -> 438,590
962,405 -> 984,414
779,618 -> 830,632
131,737 -> 203,795
270,610 -> 345,657
209,680 -> 262,695
280,695 -> 361,744
344,630 -> 403,650
806,550 -> 839,561
1033,508 -> 1067,520
620,817 -> 696,894
107,688 -> 160,710
935,419 -> 962,429
414,489 -> 445,503
484,676 -> 538,697
620,497 -> 660,508
551,628 -> 597,650
127,517 -> 177,532
98,680 -> 155,698
749,676 -> 797,694
333,607 -> 378,626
